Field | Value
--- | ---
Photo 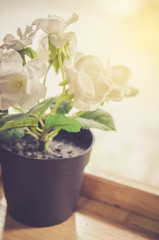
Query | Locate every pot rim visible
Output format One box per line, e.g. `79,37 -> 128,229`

0,129 -> 95,162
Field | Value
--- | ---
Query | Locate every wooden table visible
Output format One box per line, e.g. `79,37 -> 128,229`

1,169 -> 159,240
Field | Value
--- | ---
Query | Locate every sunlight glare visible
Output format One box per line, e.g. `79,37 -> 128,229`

99,0 -> 141,16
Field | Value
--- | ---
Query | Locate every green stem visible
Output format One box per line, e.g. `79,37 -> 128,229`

13,106 -> 24,113
30,127 -> 42,137
58,49 -> 65,80
39,141 -> 49,152
39,118 -> 45,129
47,91 -> 67,117
40,129 -> 60,148
29,114 -> 45,129
58,49 -> 67,90
47,129 -> 60,141
36,127 -> 43,133
43,61 -> 52,85
25,127 -> 39,139
71,111 -> 84,119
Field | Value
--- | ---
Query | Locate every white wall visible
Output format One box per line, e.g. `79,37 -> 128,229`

1,0 -> 159,186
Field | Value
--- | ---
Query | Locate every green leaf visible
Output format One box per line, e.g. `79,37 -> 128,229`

51,97 -> 72,114
0,115 -> 38,132
45,114 -> 81,133
0,113 -> 24,127
59,80 -> 68,86
52,59 -> 59,74
27,97 -> 54,119
77,109 -> 116,131
61,51 -> 65,63
18,47 -> 37,59
0,110 -> 9,126
0,98 -> 54,133
0,110 -> 8,119
0,128 -> 25,140
48,40 -> 70,74
63,42 -> 70,58
0,113 -> 24,122
48,39 -> 60,74
48,39 -> 57,61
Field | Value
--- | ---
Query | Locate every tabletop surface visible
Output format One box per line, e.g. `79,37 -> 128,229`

1,178 -> 159,240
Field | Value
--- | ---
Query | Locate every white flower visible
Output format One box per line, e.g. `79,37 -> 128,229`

0,25 -> 35,51
36,34 -> 51,62
106,65 -> 131,102
0,49 -> 47,110
32,13 -> 78,49
64,53 -> 112,111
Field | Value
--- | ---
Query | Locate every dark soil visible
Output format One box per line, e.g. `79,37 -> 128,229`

0,134 -> 86,159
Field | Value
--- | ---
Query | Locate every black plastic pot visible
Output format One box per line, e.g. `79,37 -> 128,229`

0,129 -> 93,227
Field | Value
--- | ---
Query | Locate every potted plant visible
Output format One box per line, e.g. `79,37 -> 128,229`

0,13 -> 137,227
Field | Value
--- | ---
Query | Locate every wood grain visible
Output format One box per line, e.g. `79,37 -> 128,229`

1,168 -> 159,239
1,195 -> 159,240
81,167 -> 159,221
78,196 -> 159,239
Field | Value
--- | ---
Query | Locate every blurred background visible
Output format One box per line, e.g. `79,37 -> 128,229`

1,0 -> 159,186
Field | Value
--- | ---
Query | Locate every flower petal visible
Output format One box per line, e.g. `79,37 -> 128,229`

0,92 -> 23,110
0,49 -> 46,110
41,35 -> 48,50
65,13 -> 79,29
24,59 -> 47,81
34,17 -> 65,34
0,49 -> 23,76
50,31 -> 76,48
112,65 -> 131,84
50,32 -> 67,48
17,28 -> 23,38
75,55 -> 104,82
32,18 -> 45,26
74,52 -> 84,65
73,97 -> 99,111
106,86 -> 124,102
76,72 -> 95,98
0,71 -> 27,110
23,25 -> 33,37
20,82 -> 47,109
3,34 -> 15,44
32,13 -> 78,34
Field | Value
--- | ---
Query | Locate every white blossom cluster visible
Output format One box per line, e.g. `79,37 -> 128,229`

0,13 -> 131,111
